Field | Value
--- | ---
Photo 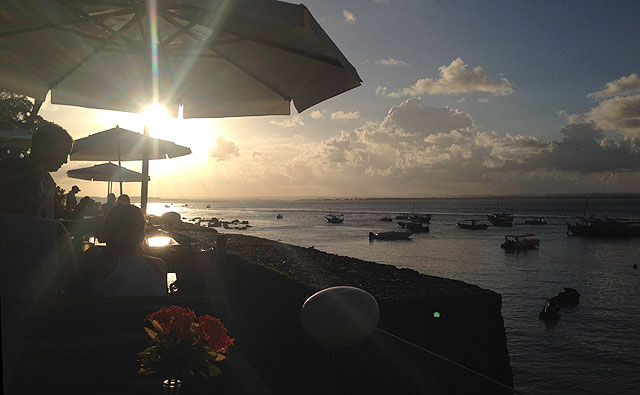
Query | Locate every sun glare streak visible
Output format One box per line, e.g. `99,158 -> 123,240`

148,0 -> 160,103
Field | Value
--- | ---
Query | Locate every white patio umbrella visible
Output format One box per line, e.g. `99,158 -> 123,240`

67,162 -> 150,195
70,126 -> 191,194
0,0 -> 362,212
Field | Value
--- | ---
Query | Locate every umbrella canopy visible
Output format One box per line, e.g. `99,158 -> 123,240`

67,162 -> 150,182
70,126 -> 192,161
0,0 -> 362,118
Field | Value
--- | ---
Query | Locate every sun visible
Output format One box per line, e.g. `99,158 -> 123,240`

141,103 -> 172,139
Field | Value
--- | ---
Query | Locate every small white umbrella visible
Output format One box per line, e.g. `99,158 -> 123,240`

67,162 -> 150,195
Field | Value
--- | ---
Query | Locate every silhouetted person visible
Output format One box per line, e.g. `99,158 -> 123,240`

66,185 -> 80,218
102,193 -> 116,215
116,194 -> 131,205
28,124 -> 73,218
82,203 -> 167,297
0,168 -> 80,388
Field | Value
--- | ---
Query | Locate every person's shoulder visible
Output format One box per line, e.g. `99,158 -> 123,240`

142,255 -> 168,278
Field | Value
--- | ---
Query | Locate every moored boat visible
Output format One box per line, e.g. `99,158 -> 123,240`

398,221 -> 429,233
457,220 -> 489,230
369,231 -> 413,240
567,216 -> 640,237
501,233 -> 540,250
380,216 -> 393,221
325,214 -> 344,223
523,217 -> 547,225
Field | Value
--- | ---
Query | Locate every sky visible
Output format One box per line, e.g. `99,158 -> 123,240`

37,0 -> 640,199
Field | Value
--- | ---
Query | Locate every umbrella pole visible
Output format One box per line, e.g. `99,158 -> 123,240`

118,159 -> 123,196
141,125 -> 150,215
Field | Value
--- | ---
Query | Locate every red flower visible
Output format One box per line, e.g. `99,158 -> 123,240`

196,315 -> 234,352
146,305 -> 196,340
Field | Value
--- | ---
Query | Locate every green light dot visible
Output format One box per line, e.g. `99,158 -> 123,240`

433,312 -> 440,318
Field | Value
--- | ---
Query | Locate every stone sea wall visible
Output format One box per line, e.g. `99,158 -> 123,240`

220,234 -> 513,395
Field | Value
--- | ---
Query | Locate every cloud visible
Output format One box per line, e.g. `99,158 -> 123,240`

331,111 -> 361,120
375,57 -> 409,66
388,58 -> 514,98
376,86 -> 388,96
310,111 -> 325,119
586,94 -> 640,135
587,73 -> 640,99
343,10 -> 356,24
478,98 -> 490,103
557,110 -> 582,124
210,136 -> 240,161
279,98 -> 640,194
270,115 -> 304,127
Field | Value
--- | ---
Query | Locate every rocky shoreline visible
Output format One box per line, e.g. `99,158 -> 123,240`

169,221 -> 514,394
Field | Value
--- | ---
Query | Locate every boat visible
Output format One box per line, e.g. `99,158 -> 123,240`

394,214 -> 409,220
500,233 -> 540,250
325,214 -> 344,223
523,217 -> 547,225
539,299 -> 561,321
398,221 -> 429,233
550,288 -> 580,305
276,214 -> 283,219
206,204 -> 211,208
567,216 -> 640,237
379,216 -> 393,222
457,220 -> 488,230
488,203 -> 513,227
408,213 -> 431,223
488,213 -> 513,227
369,231 -> 413,240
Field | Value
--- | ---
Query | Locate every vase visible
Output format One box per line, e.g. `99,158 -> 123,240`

163,378 -> 182,395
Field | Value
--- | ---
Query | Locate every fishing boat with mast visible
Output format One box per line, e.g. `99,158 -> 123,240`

567,197 -> 640,237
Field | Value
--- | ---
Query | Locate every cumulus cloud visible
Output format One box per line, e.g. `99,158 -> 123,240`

270,115 -> 304,127
210,136 -> 240,161
279,98 -> 640,194
343,10 -> 356,24
376,86 -> 388,96
331,111 -> 361,120
586,93 -> 640,135
388,58 -> 514,98
557,110 -> 582,124
375,57 -> 408,66
310,110 -> 325,119
587,73 -> 640,99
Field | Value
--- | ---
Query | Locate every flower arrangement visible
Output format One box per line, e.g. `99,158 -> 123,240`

138,306 -> 234,378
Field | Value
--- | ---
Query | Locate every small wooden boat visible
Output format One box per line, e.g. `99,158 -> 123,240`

394,214 -> 409,220
325,214 -> 344,223
457,220 -> 488,230
398,221 -> 429,233
369,231 -> 413,240
379,216 -> 393,222
501,233 -> 540,250
276,214 -> 283,219
523,217 -> 547,225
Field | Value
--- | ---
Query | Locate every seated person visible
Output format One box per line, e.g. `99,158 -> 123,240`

83,204 -> 167,297
102,193 -> 116,215
0,164 -> 81,389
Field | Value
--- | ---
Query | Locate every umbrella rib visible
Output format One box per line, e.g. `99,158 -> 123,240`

211,49 -> 291,102
56,0 -> 142,51
48,13 -> 142,90
162,10 -> 345,69
159,13 -> 202,42
160,21 -> 197,47
0,8 -> 135,38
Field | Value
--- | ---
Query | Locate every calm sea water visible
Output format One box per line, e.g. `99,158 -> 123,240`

146,197 -> 640,394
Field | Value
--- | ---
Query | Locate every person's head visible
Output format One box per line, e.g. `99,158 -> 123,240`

103,203 -> 145,252
117,194 -> 130,205
106,193 -> 116,204
30,123 -> 73,172
70,185 -> 80,194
